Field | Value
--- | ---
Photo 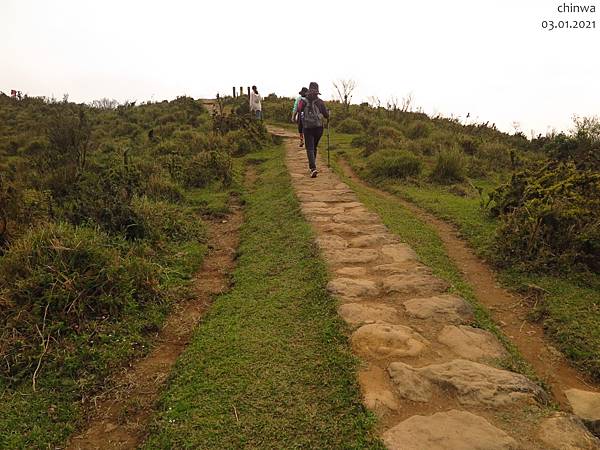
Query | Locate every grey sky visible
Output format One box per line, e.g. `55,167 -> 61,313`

2,0 -> 598,134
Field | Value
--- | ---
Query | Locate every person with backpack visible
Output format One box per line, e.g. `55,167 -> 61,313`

297,82 -> 329,178
291,87 -> 308,147
249,85 -> 262,119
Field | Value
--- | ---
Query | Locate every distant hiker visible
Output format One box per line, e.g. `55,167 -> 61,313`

292,87 -> 308,147
249,85 -> 262,119
297,82 -> 329,178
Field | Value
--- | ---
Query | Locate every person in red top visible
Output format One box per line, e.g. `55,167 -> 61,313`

297,82 -> 329,178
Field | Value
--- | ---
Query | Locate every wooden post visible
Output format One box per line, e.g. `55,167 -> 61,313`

240,86 -> 244,97
232,86 -> 236,98
247,86 -> 250,96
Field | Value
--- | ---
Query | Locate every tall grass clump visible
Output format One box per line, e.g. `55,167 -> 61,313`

430,146 -> 467,183
366,149 -> 422,180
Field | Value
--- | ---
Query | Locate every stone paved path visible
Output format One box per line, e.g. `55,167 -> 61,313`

275,127 -> 600,450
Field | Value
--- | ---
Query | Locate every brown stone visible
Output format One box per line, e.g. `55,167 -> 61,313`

358,365 -> 399,414
419,359 -> 547,407
403,294 -> 473,323
438,325 -> 506,360
565,389 -> 600,437
381,243 -> 418,263
335,267 -> 367,277
326,278 -> 379,299
383,410 -> 518,450
351,323 -> 428,360
349,234 -> 392,248
382,273 -> 448,298
537,412 -> 600,449
338,303 -> 400,328
324,248 -> 380,265
388,362 -> 433,402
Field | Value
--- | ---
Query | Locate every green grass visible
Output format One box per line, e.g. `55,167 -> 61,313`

337,145 -> 600,381
143,146 -> 383,449
0,193 -> 239,450
329,152 -> 537,380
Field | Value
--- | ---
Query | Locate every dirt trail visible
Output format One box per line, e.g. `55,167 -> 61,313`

272,125 -> 600,449
66,204 -> 242,450
336,157 -> 600,406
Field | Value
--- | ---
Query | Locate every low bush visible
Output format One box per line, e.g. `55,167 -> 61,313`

430,147 -> 467,183
182,150 -> 232,188
336,118 -> 363,134
132,197 -> 205,245
490,161 -> 600,272
366,149 -> 423,180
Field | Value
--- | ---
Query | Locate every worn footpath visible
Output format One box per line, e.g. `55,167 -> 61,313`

272,127 -> 600,450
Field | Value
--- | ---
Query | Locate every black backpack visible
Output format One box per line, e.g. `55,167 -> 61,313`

302,99 -> 322,128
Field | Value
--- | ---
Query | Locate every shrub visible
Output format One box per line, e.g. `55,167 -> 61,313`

62,164 -> 143,239
430,147 -> 467,183
366,149 -> 423,180
337,118 -> 363,134
182,150 -> 232,188
132,197 -> 205,245
0,223 -> 162,380
490,161 -> 600,272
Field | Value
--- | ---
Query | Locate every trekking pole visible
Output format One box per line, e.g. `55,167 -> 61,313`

327,117 -> 331,168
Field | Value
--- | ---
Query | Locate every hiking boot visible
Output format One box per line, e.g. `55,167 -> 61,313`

310,169 -> 318,178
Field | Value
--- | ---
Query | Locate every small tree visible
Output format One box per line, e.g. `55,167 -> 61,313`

332,79 -> 356,112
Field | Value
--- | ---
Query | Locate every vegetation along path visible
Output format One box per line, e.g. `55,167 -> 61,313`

67,204 -> 242,449
272,126 -> 600,449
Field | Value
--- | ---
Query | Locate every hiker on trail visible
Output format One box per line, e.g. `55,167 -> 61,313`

249,85 -> 262,119
292,87 -> 308,148
297,82 -> 329,178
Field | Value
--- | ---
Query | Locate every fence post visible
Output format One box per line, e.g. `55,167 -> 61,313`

232,87 -> 236,98
247,86 -> 250,96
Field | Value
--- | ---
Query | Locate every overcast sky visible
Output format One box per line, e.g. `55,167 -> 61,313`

2,0 -> 598,134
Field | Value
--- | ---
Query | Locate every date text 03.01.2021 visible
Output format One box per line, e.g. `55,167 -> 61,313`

542,20 -> 596,30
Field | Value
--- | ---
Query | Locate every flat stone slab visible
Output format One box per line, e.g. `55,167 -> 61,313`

382,273 -> 449,298
438,325 -> 506,360
320,223 -> 362,235
383,410 -> 518,450
381,243 -> 418,263
565,389 -> 600,437
373,263 -> 432,275
349,234 -> 392,248
419,359 -> 546,407
335,267 -> 367,277
403,294 -> 473,323
537,412 -> 600,449
315,235 -> 348,251
325,248 -> 380,265
332,212 -> 381,225
338,303 -> 400,328
302,206 -> 346,216
351,323 -> 428,360
327,278 -> 379,299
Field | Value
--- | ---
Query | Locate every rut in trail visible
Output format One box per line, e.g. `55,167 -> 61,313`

271,126 -> 600,450
66,204 -> 242,450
